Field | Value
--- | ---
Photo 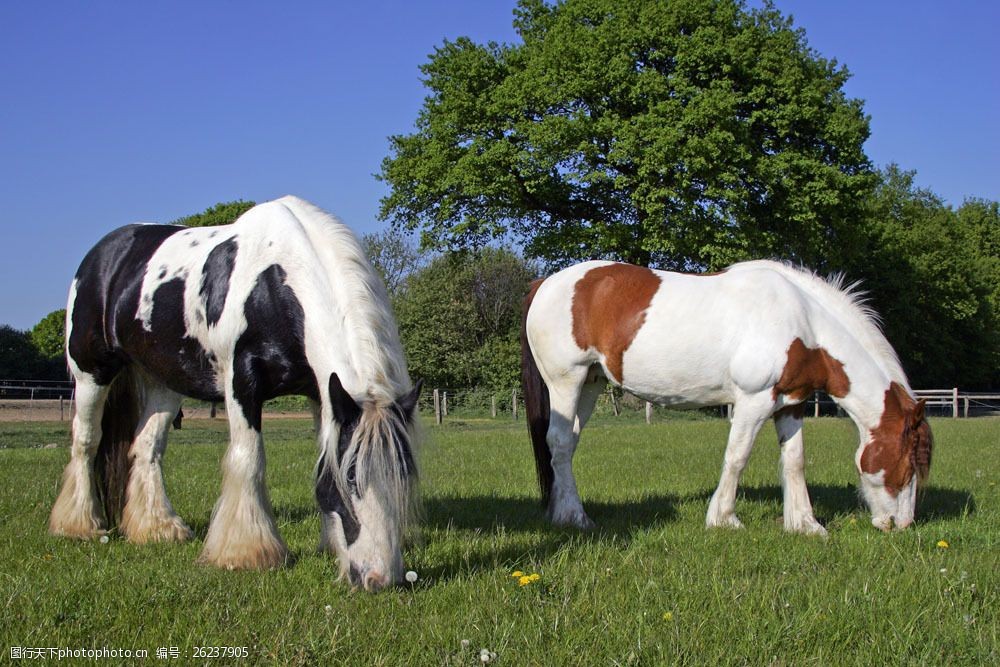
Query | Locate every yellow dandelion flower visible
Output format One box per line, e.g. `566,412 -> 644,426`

518,575 -> 532,586
511,571 -> 524,578
662,611 -> 674,622
528,573 -> 540,582
937,540 -> 949,549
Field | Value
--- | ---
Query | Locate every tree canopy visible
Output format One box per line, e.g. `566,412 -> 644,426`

0,325 -> 66,380
380,0 -> 873,270
392,248 -> 536,390
30,309 -> 66,360
173,200 -> 256,227
844,166 -> 1000,389
362,230 -> 426,296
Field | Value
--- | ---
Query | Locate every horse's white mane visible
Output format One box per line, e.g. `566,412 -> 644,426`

728,260 -> 910,391
273,195 -> 411,402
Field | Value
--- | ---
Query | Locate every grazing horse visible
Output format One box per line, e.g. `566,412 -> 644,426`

49,196 -> 420,591
521,260 -> 932,534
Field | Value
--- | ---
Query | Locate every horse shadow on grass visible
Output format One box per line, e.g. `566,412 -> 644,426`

415,482 -> 975,582
178,483 -> 973,582
735,483 -> 975,524
414,493 -> 682,583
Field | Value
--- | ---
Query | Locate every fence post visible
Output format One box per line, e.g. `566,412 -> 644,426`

726,404 -> 733,420
814,392 -> 820,418
952,387 -> 958,418
645,401 -> 652,424
60,397 -> 64,421
963,396 -> 969,418
491,395 -> 497,418
512,389 -> 518,420
443,391 -> 449,417
433,389 -> 442,425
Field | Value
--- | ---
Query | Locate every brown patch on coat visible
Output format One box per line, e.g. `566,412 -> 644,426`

772,338 -> 851,401
571,263 -> 661,383
861,382 -> 933,496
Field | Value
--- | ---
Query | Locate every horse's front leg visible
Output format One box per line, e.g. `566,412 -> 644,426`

706,394 -> 770,529
774,406 -> 826,536
198,391 -> 288,570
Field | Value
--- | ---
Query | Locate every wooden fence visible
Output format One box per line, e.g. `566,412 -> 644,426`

422,386 -> 1000,425
3,380 -> 999,424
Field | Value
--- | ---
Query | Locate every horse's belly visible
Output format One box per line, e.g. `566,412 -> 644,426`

623,374 -> 732,408
619,329 -> 735,406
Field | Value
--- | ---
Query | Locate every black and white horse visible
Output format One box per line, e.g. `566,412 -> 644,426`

50,196 -> 420,591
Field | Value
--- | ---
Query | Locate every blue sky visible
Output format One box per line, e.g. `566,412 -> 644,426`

1,1 -> 997,331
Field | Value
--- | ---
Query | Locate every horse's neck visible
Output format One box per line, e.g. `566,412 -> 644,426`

829,355 -> 895,434
802,299 -> 905,433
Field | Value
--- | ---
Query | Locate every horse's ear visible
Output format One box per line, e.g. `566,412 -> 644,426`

913,398 -> 927,423
329,373 -> 361,425
397,379 -> 423,419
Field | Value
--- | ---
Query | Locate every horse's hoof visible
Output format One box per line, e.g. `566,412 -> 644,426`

49,512 -> 107,540
785,517 -> 827,537
197,540 -> 290,570
550,509 -> 596,530
706,514 -> 744,529
124,517 -> 194,544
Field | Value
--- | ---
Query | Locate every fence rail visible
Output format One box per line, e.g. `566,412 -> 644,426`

2,379 -> 999,423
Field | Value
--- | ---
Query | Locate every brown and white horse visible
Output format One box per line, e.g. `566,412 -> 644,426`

522,260 -> 932,534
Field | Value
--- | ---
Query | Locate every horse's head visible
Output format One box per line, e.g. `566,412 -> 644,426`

857,382 -> 933,530
319,374 -> 421,591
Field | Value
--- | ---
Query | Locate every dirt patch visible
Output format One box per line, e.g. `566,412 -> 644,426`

0,400 -> 311,423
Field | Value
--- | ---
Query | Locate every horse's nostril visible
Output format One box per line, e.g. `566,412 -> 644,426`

363,570 -> 389,592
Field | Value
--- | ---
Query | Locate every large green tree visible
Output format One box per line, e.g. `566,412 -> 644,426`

847,166 -> 999,389
380,0 -> 873,270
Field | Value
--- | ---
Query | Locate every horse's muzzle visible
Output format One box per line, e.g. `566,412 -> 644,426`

348,563 -> 391,592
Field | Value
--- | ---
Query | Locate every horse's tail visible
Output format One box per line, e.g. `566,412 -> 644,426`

94,367 -> 141,527
521,278 -> 553,507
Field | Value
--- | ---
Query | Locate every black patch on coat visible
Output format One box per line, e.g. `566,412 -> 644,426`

199,237 -> 238,327
68,224 -> 223,399
68,224 -> 184,385
231,264 -> 318,431
121,278 -> 221,399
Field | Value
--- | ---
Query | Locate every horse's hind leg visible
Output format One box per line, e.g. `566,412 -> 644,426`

706,393 -> 771,529
198,390 -> 288,570
120,380 -> 193,543
547,370 -> 595,529
50,373 -> 110,538
774,407 -> 826,536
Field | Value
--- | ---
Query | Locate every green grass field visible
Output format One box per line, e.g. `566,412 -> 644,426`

1,415 -> 996,665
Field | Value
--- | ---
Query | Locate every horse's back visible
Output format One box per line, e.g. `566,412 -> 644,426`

527,261 -> 820,405
68,197 -> 404,406
68,224 -> 185,383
